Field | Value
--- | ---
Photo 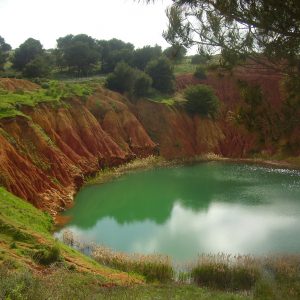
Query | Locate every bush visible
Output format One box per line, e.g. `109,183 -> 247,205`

184,84 -> 220,118
133,71 -> 152,98
105,62 -> 136,94
33,245 -> 61,265
191,54 -> 211,65
106,62 -> 152,99
146,57 -> 175,94
194,66 -> 207,80
22,56 -> 50,78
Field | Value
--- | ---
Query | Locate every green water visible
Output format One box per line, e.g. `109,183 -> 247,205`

58,162 -> 300,262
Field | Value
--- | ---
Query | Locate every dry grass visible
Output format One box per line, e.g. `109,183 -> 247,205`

190,254 -> 260,291
92,246 -> 174,283
61,229 -> 173,283
86,155 -> 170,185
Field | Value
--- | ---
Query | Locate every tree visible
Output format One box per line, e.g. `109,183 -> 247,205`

22,55 -> 50,78
105,62 -> 136,94
132,45 -> 162,70
191,53 -> 211,65
145,57 -> 175,94
163,44 -> 187,63
0,36 -> 11,71
133,71 -> 153,98
144,0 -> 300,153
184,84 -> 220,118
56,34 -> 98,74
12,38 -> 43,71
98,38 -> 134,73
105,62 -> 152,99
145,0 -> 300,74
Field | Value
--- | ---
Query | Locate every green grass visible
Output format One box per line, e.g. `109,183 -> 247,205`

0,187 -> 53,234
0,187 -> 143,288
146,91 -> 186,107
0,262 -> 251,300
0,80 -> 94,119
173,58 -> 197,75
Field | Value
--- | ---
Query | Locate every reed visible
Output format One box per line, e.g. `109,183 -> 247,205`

190,254 -> 260,291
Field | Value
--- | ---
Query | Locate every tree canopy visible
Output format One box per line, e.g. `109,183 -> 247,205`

98,38 -> 134,73
184,84 -> 220,118
105,62 -> 152,99
0,36 -> 11,71
146,56 -> 175,94
56,34 -> 98,74
163,44 -> 187,63
145,0 -> 300,74
12,38 -> 43,71
132,45 -> 162,70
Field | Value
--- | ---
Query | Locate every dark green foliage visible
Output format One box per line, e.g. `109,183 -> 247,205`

194,66 -> 207,79
12,38 -> 43,71
102,48 -> 133,73
236,81 -> 281,146
0,36 -> 11,71
105,62 -> 136,94
184,84 -> 219,118
133,71 -> 152,98
162,0 -> 300,74
98,38 -> 134,73
132,45 -> 162,70
191,53 -> 211,65
56,34 -> 99,75
105,62 -> 152,99
281,75 -> 300,154
33,245 -> 61,265
146,57 -> 175,94
163,44 -> 187,63
22,55 -> 50,78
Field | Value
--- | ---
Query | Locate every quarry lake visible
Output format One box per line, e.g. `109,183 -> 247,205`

57,162 -> 300,262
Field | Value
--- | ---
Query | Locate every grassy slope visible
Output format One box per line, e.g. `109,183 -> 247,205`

0,80 -> 95,119
0,187 -> 142,285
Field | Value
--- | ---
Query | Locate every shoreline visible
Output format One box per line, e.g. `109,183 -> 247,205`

85,154 -> 300,187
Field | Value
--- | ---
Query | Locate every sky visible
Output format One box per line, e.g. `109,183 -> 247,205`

0,0 -> 174,50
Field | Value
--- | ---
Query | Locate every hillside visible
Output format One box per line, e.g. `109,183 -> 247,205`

0,69 -> 298,214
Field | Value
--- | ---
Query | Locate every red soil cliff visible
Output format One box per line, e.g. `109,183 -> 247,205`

0,70 -> 288,214
0,85 -> 157,214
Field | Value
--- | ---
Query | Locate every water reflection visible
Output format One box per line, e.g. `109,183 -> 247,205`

58,162 -> 300,261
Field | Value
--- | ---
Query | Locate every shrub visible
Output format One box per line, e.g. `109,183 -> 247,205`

184,84 -> 220,118
33,245 -> 61,265
194,66 -> 207,80
146,56 -> 175,94
191,54 -> 211,65
106,62 -> 152,99
133,71 -> 152,98
105,61 -> 136,94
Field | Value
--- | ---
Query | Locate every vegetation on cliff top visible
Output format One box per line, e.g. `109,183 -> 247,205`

0,80 -> 94,119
